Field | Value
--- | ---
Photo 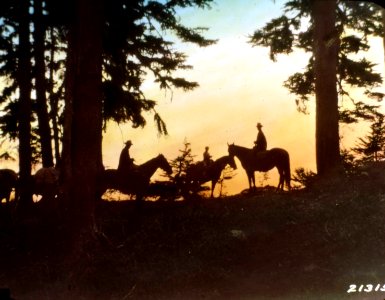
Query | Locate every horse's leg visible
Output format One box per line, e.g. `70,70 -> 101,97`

211,180 -> 216,198
285,171 -> 291,191
283,152 -> 291,191
247,170 -> 255,191
250,171 -> 256,191
277,171 -> 281,190
277,169 -> 284,191
246,171 -> 252,190
285,163 -> 291,191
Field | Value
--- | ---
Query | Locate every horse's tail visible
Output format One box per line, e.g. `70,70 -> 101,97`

284,151 -> 291,190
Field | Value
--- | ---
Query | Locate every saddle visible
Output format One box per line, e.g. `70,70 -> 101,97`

253,145 -> 267,155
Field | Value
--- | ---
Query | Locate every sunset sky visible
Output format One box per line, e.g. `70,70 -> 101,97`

102,1 -> 383,195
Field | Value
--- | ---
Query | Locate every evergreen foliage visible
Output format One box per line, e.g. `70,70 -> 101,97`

292,167 -> 317,188
0,0 -> 215,164
353,112 -> 385,161
169,139 -> 195,180
101,0 -> 215,128
249,0 -> 384,120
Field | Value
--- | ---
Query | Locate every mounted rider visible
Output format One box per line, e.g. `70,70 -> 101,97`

254,122 -> 267,153
117,140 -> 135,176
203,146 -> 213,168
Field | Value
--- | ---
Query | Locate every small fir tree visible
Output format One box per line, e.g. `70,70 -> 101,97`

168,139 -> 195,183
353,113 -> 385,162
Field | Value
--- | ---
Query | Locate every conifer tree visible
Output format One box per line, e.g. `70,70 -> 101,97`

0,0 -> 215,212
0,0 -> 215,169
169,139 -> 195,181
353,113 -> 385,162
249,0 -> 384,175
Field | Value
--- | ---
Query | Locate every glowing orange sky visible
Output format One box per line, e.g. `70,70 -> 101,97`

102,1 -> 384,196
103,39 -> 316,194
1,1 -> 381,197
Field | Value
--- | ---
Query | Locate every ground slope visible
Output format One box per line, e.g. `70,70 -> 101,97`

1,163 -> 385,299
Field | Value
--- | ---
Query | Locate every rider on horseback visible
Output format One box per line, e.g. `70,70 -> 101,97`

118,140 -> 135,176
203,146 -> 213,167
202,146 -> 213,178
254,123 -> 267,153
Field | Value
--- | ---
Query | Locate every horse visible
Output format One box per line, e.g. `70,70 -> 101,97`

185,155 -> 237,198
0,169 -> 18,205
33,167 -> 60,202
100,154 -> 172,202
228,143 -> 291,191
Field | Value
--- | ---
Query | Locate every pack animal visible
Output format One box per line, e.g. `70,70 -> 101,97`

33,167 -> 60,202
0,169 -> 18,205
185,155 -> 237,197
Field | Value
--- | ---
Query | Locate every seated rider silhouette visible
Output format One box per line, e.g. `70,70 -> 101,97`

117,140 -> 135,176
203,146 -> 213,168
254,123 -> 267,153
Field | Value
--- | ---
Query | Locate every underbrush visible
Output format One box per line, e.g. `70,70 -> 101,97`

1,165 -> 385,299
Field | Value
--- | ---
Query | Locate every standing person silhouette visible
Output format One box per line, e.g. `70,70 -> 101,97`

254,123 -> 267,152
117,140 -> 134,176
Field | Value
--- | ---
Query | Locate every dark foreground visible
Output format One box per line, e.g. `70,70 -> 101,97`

1,166 -> 385,300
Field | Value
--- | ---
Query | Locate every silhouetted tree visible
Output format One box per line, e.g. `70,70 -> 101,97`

249,0 -> 384,175
16,0 -> 33,206
33,0 -> 54,168
0,0 -> 215,218
313,0 -> 340,175
100,0 -> 215,131
0,0 -> 66,169
292,167 -> 317,188
59,0 -> 103,237
353,113 -> 385,161
169,139 -> 195,181
1,0 -> 215,170
57,1 -> 215,240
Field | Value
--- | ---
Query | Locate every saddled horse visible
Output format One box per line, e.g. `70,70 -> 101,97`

185,155 -> 237,198
100,154 -> 172,202
0,169 -> 18,205
228,143 -> 291,191
33,167 -> 60,202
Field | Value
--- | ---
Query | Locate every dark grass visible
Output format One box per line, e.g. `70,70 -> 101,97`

1,167 -> 385,299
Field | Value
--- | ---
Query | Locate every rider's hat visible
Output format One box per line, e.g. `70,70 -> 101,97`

125,140 -> 133,146
256,123 -> 263,128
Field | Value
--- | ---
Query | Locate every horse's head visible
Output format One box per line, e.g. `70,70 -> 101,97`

158,154 -> 173,175
228,155 -> 237,170
227,142 -> 236,157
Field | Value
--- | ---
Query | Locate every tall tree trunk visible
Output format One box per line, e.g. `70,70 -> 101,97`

48,27 -> 61,165
63,0 -> 103,237
382,8 -> 385,77
17,0 -> 33,206
33,0 -> 54,168
312,0 -> 341,176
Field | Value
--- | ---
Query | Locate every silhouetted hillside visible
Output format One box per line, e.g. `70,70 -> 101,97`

1,162 -> 385,299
